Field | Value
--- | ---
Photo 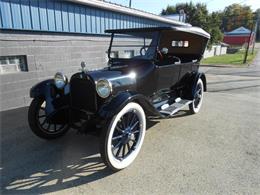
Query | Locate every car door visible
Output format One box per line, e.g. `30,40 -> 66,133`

156,63 -> 181,90
178,62 -> 192,81
178,62 -> 199,82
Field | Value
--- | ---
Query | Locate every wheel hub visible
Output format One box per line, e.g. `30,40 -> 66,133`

122,127 -> 134,144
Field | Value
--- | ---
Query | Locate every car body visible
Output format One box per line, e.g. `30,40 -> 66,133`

28,26 -> 210,171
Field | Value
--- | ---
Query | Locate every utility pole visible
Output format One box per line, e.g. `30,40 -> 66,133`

252,15 -> 259,54
129,0 -> 132,8
243,22 -> 254,64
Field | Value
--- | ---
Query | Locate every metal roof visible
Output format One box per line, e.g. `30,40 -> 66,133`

225,26 -> 251,35
66,0 -> 191,27
105,26 -> 211,39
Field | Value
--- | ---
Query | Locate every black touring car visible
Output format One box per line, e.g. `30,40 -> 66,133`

28,26 -> 210,171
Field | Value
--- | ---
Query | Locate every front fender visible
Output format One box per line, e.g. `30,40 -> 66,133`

30,79 -> 70,115
98,91 -> 162,119
30,79 -> 54,98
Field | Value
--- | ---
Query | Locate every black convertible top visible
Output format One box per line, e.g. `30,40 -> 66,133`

105,26 -> 210,39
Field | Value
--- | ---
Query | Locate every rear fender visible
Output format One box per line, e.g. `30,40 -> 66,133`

192,72 -> 207,93
98,91 -> 162,119
181,72 -> 207,100
190,72 -> 207,99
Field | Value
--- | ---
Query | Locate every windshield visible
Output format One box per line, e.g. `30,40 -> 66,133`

109,31 -> 159,60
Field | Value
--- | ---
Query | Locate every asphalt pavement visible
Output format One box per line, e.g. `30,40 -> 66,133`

1,53 -> 260,194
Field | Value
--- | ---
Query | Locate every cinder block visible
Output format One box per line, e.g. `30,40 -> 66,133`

0,32 -> 122,111
0,47 -> 28,56
0,88 -> 29,101
0,78 -> 36,93
0,96 -> 27,111
27,55 -> 37,71
0,72 -> 37,84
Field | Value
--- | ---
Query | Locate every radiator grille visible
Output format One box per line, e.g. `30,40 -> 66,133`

70,77 -> 97,113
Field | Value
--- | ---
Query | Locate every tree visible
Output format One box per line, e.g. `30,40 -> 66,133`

161,2 -> 208,28
207,12 -> 223,46
222,4 -> 254,32
161,2 -> 223,47
255,8 -> 260,41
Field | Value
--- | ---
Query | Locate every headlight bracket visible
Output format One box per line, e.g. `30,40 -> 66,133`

54,72 -> 67,89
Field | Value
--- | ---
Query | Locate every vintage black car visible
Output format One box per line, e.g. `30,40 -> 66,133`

28,26 -> 210,171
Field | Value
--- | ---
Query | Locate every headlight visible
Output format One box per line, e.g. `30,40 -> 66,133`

96,79 -> 112,98
54,72 -> 67,89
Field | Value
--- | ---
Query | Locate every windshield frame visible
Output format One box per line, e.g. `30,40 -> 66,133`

107,31 -> 160,61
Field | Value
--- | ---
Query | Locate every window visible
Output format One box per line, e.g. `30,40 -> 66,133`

110,32 -> 158,59
0,56 -> 28,74
123,50 -> 134,58
110,51 -> 119,58
172,40 -> 189,48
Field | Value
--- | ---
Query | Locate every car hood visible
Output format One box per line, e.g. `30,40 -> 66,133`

87,69 -> 123,82
87,68 -> 137,94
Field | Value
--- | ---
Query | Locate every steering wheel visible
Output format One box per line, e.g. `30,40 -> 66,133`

140,46 -> 147,56
170,56 -> 181,63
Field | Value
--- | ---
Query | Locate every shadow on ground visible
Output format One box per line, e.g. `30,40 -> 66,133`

0,107 -> 158,194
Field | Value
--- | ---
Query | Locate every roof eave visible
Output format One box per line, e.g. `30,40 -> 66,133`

65,0 -> 191,27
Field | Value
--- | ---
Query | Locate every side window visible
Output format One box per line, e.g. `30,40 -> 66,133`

123,50 -> 134,58
0,55 -> 28,74
183,41 -> 189,47
110,51 -> 119,58
172,40 -> 189,48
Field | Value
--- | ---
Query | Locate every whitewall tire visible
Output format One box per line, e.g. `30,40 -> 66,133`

100,102 -> 146,171
189,78 -> 204,114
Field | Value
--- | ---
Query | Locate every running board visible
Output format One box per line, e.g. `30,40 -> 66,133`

160,99 -> 192,116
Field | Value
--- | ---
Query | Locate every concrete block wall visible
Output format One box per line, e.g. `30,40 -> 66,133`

0,31 -> 110,111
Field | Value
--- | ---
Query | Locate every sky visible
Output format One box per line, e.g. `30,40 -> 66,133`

106,0 -> 260,14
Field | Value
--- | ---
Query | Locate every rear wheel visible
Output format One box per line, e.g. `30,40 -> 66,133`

100,102 -> 146,171
189,78 -> 204,114
28,98 -> 69,139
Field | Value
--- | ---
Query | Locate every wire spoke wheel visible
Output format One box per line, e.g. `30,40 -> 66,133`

28,98 -> 69,139
37,101 -> 66,134
189,78 -> 204,114
111,111 -> 140,160
100,102 -> 146,171
194,85 -> 202,108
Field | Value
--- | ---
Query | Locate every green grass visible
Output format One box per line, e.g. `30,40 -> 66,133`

201,50 -> 257,65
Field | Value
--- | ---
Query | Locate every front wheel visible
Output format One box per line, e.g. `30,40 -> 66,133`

100,102 -> 146,171
189,78 -> 204,114
28,98 -> 69,139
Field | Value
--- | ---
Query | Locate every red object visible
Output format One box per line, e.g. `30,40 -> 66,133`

223,35 -> 254,46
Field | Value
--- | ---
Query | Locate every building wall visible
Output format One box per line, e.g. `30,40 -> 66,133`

0,31 -> 110,111
0,0 -> 166,34
223,35 -> 254,46
0,0 -> 184,111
